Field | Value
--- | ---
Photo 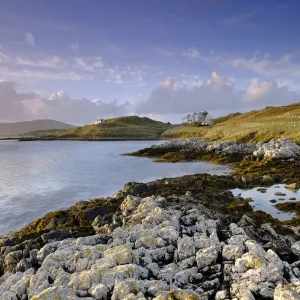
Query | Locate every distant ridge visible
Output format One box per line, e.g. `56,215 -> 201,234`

0,119 -> 75,136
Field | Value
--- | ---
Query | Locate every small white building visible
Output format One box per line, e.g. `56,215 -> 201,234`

94,119 -> 106,125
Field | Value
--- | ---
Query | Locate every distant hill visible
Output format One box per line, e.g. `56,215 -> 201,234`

0,120 -> 75,136
27,116 -> 171,140
162,102 -> 300,143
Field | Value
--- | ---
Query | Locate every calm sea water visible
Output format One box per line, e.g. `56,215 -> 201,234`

0,140 -> 231,234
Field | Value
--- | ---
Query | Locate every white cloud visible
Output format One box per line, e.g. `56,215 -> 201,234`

0,50 -> 8,63
0,48 -> 150,86
73,57 -> 104,71
0,81 -> 36,122
135,72 -> 299,115
183,47 -> 202,59
228,52 -> 300,78
25,33 -> 35,47
14,56 -> 64,68
1,72 -> 299,124
104,66 -> 148,86
243,79 -> 299,104
0,81 -> 130,124
0,66 -> 86,80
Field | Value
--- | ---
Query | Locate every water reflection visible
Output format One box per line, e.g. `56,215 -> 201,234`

0,140 -> 231,234
231,184 -> 299,220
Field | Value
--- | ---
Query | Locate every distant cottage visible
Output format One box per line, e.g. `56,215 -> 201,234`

94,119 -> 106,125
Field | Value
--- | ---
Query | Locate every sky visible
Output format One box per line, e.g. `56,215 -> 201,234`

1,0 -> 300,124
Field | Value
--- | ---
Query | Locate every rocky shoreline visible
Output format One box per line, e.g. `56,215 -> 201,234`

127,138 -> 300,161
1,192 -> 300,299
1,138 -> 300,299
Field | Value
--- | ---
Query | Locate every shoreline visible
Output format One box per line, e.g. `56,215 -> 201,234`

0,137 -> 164,142
2,138 -> 300,244
1,138 -> 300,298
1,172 -> 300,298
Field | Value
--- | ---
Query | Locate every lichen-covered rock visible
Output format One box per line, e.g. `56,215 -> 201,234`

177,236 -> 195,260
196,246 -> 219,270
89,283 -> 109,299
30,286 -> 78,299
153,289 -> 201,299
149,138 -> 300,160
291,241 -> 300,259
274,283 -> 300,299
0,195 -> 300,299
1,291 -> 18,300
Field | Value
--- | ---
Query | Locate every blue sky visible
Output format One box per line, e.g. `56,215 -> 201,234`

0,0 -> 300,123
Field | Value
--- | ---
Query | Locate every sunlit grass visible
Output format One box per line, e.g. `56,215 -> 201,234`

27,116 -> 170,139
163,103 -> 300,143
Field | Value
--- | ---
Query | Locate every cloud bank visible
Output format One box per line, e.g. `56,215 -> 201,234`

0,72 -> 299,124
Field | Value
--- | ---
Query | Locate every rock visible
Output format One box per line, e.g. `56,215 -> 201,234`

286,183 -> 300,190
85,206 -> 110,221
275,192 -> 286,196
68,270 -> 101,290
222,244 -> 244,261
185,191 -> 192,197
153,289 -> 201,299
4,251 -> 23,272
215,290 -> 228,300
1,291 -> 18,300
1,194 -> 300,299
41,230 -> 72,243
30,286 -> 79,299
89,284 -> 109,299
262,175 -> 275,184
15,258 -> 32,272
154,138 -> 300,161
111,280 -> 141,300
196,246 -> 219,270
291,241 -> 300,259
92,215 -> 112,233
274,284 -> 300,299
177,236 -> 195,260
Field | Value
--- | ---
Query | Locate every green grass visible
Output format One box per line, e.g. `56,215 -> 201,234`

26,103 -> 300,142
212,112 -> 242,125
27,116 -> 171,140
162,103 -> 300,143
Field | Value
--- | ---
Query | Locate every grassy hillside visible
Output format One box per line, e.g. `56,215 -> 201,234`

0,119 -> 74,136
27,116 -> 171,140
162,103 -> 300,143
212,112 -> 242,125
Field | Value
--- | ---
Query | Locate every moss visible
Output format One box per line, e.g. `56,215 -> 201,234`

130,289 -> 139,295
275,202 -> 300,213
275,192 -> 286,196
248,210 -> 296,236
257,188 -> 267,193
10,197 -> 121,245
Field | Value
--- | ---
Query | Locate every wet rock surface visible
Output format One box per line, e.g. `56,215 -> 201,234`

1,195 -> 300,299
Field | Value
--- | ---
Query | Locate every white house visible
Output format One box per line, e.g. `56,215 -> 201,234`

94,119 -> 106,125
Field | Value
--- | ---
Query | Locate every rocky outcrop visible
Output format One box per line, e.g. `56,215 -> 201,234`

0,195 -> 299,299
156,138 -> 300,160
